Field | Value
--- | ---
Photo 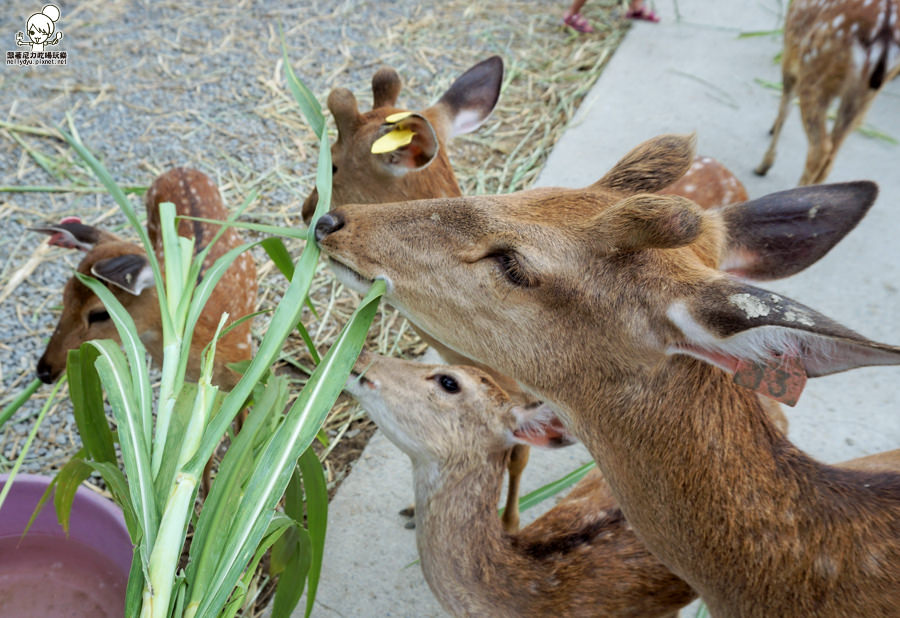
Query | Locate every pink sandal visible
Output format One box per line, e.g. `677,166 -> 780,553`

562,12 -> 594,33
626,6 -> 660,22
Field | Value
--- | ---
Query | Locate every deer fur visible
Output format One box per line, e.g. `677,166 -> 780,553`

34,167 -> 257,390
305,60 -> 756,531
316,133 -> 900,616
347,352 -> 900,617
755,0 -> 900,185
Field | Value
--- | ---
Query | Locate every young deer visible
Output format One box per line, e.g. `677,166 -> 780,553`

316,134 -> 900,616
305,58 -> 755,531
347,352 -> 899,617
348,351 -> 697,618
33,167 -> 257,390
755,0 -> 900,185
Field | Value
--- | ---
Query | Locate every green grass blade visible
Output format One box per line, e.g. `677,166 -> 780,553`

0,378 -> 42,430
86,460 -> 142,542
186,374 -> 289,596
53,456 -> 93,535
67,346 -> 117,463
75,273 -> 154,455
510,461 -> 596,514
297,447 -> 327,618
281,36 -> 325,138
0,376 -> 65,513
188,280 -> 384,618
271,525 -> 311,618
88,338 -> 158,557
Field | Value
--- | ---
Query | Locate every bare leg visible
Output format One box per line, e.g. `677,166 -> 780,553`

811,91 -> 877,184
797,91 -> 832,186
755,73 -> 796,176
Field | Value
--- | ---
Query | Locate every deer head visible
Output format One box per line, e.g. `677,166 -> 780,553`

316,134 -> 895,409
34,168 -> 256,389
301,56 -> 504,223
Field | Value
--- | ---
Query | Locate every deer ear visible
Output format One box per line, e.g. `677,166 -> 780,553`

718,181 -> 878,280
595,134 -> 696,194
371,67 -> 402,109
429,55 -> 503,138
91,254 -> 154,296
594,193 -> 705,252
328,87 -> 361,138
509,403 -> 578,449
370,112 -> 439,174
667,279 -> 900,405
31,217 -> 104,251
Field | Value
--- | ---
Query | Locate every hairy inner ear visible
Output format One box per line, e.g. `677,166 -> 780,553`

596,193 -> 704,252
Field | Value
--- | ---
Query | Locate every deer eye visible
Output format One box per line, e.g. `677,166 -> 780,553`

88,309 -> 111,324
435,374 -> 460,394
490,251 -> 535,287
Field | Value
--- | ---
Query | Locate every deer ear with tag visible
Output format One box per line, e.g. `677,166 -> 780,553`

370,112 -> 440,175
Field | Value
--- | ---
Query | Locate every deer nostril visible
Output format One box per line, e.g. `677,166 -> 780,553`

314,212 -> 345,243
36,357 -> 57,384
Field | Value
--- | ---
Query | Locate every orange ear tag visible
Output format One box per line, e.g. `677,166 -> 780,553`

733,354 -> 807,406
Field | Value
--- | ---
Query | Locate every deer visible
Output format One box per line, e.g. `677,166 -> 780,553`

305,57 -> 758,532
754,0 -> 900,186
33,167 -> 256,389
347,352 -> 900,617
315,133 -> 900,616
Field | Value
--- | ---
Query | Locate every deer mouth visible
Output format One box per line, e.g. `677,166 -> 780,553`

325,256 -> 376,292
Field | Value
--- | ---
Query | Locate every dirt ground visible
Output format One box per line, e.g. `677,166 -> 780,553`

0,1 -> 628,497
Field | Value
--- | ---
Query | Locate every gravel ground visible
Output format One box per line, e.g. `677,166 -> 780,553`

0,1 -> 627,483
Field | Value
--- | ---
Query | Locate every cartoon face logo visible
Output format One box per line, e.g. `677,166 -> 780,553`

16,5 -> 63,51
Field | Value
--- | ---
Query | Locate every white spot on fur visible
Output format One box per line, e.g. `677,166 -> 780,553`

430,212 -> 441,223
808,205 -> 820,219
729,293 -> 770,318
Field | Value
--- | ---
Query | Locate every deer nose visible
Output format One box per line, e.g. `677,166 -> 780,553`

36,356 -> 58,384
314,212 -> 344,243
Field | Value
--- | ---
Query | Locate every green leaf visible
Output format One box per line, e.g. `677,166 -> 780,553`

187,280 -> 384,618
281,37 -> 325,138
0,376 -> 65,514
53,456 -> 93,535
0,378 -> 41,430
86,460 -> 142,543
510,461 -> 596,514
186,374 -> 290,596
298,447 -> 328,618
271,525 -> 312,618
89,338 -> 158,557
67,346 -> 116,463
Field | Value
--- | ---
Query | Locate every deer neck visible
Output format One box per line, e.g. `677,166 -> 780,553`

412,452 -> 524,615
566,356 -> 900,613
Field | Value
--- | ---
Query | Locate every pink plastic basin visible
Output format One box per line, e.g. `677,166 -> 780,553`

0,474 -> 132,617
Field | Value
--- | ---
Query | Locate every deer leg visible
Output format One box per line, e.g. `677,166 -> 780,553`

797,93 -> 831,186
500,444 -> 530,533
811,91 -> 877,184
754,74 -> 796,176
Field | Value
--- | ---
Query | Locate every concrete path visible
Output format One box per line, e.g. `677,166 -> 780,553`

297,0 -> 900,615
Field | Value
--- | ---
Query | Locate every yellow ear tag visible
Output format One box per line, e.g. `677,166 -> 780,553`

384,111 -> 414,123
371,128 -> 415,154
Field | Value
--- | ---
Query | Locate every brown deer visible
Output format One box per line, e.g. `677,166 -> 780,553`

316,134 -> 900,616
755,0 -> 900,185
33,167 -> 257,390
347,352 -> 900,617
306,58 -> 756,532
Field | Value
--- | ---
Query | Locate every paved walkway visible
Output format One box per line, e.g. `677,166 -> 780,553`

296,0 -> 900,615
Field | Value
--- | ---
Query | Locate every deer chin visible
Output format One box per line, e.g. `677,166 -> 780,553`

325,257 -> 394,296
